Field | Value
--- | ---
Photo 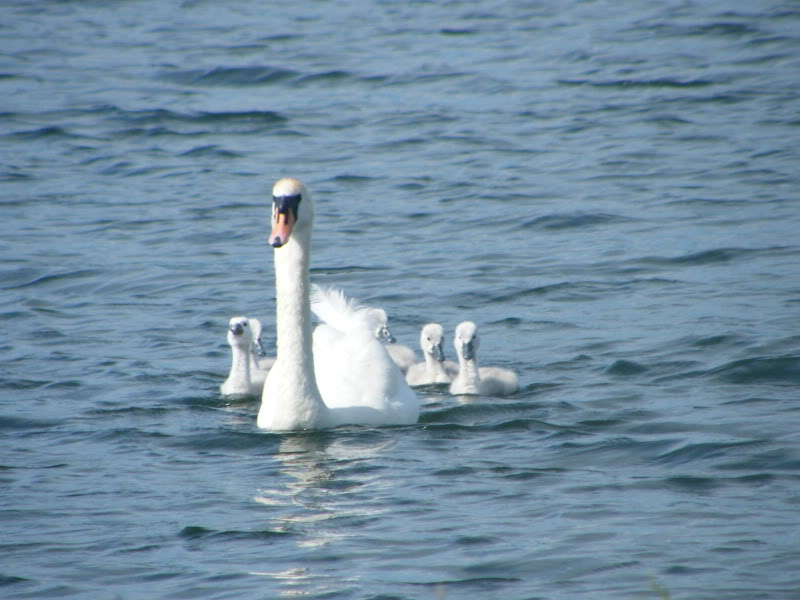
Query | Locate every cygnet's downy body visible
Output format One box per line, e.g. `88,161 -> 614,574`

366,307 -> 417,374
406,323 -> 458,386
221,316 -> 272,397
449,321 -> 519,396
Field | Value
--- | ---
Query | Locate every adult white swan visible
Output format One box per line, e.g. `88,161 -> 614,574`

257,177 -> 420,431
449,321 -> 520,396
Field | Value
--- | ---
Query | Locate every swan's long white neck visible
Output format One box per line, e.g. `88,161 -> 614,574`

261,227 -> 329,429
423,349 -> 438,367
424,349 -> 449,378
455,352 -> 481,392
227,341 -> 252,393
274,234 -> 315,373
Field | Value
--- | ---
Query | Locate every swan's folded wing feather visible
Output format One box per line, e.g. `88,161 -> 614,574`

313,322 -> 419,422
310,285 -> 373,334
313,323 -> 391,408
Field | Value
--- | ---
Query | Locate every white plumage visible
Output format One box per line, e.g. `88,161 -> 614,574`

406,323 -> 458,386
257,178 -> 420,430
363,306 -> 418,374
310,286 -> 419,420
221,316 -> 272,397
449,321 -> 519,396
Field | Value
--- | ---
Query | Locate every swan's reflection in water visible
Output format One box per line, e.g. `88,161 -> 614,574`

251,430 -> 395,596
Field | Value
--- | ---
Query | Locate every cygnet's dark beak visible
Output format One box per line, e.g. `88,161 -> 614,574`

230,323 -> 244,336
432,342 -> 444,362
378,326 -> 396,344
461,340 -> 475,361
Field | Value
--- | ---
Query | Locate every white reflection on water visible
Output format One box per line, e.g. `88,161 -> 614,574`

251,432 -> 395,595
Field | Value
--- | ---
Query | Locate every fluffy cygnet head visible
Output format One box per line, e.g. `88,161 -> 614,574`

269,177 -> 312,248
420,323 -> 445,361
454,321 -> 480,361
366,308 -> 396,343
227,316 -> 255,349
248,317 -> 266,356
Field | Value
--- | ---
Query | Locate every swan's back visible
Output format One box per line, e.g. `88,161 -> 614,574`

478,366 -> 519,396
311,286 -> 419,424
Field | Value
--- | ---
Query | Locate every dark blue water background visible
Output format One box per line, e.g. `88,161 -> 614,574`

2,1 -> 799,598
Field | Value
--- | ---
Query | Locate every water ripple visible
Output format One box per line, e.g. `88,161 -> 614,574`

708,356 -> 800,385
2,1 -> 799,598
159,65 -> 299,86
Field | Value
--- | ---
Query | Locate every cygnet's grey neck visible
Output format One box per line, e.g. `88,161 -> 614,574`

424,348 -> 450,378
228,342 -> 252,390
456,351 -> 481,391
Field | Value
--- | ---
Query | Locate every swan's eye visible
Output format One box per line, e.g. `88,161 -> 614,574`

273,193 -> 302,221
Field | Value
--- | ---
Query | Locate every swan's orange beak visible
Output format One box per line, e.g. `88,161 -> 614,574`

269,208 -> 295,248
269,192 -> 302,248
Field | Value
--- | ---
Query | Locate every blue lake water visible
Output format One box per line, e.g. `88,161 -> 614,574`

2,1 -> 799,598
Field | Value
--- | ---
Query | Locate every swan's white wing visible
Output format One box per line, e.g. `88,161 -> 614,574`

311,287 -> 419,425
313,323 -> 418,421
310,284 -> 372,334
